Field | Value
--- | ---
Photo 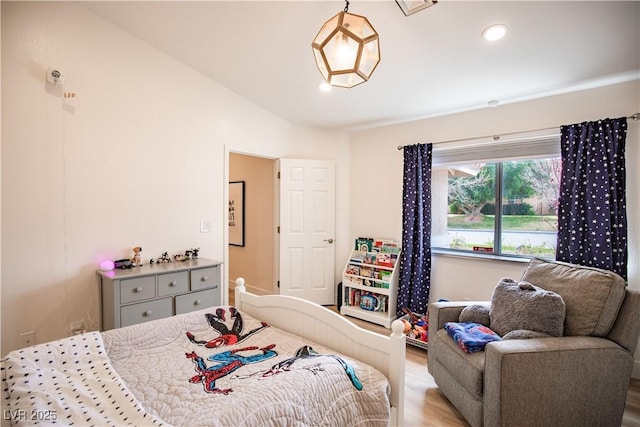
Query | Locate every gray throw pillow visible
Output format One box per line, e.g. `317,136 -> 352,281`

489,277 -> 566,337
459,304 -> 491,326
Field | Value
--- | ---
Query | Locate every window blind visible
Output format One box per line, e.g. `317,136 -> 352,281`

432,131 -> 561,166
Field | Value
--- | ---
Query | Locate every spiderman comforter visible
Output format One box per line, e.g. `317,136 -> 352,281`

4,306 -> 391,426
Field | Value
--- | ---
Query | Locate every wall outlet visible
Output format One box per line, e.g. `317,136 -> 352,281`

19,331 -> 35,347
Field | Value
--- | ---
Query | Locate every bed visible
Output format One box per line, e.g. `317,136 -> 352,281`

1,278 -> 406,426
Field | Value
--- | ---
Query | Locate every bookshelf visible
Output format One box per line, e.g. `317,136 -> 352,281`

340,238 -> 400,328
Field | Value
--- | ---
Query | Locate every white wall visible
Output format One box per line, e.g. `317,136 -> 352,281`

350,80 -> 640,376
0,2 -> 350,354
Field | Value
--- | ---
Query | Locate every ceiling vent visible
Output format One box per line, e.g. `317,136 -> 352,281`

396,0 -> 438,16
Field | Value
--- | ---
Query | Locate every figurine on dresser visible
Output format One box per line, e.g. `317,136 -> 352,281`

131,246 -> 142,266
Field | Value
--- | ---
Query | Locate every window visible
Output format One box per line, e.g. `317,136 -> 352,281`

431,133 -> 561,259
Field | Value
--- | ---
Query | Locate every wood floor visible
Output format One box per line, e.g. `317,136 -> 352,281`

327,306 -> 640,427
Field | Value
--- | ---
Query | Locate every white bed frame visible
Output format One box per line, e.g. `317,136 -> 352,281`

235,278 -> 406,426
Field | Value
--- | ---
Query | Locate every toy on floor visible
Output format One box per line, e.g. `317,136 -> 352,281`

401,307 -> 429,343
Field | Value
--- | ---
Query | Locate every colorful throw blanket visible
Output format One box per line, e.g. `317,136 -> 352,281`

444,322 -> 502,353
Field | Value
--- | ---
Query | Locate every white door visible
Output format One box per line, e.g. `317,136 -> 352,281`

279,159 -> 335,305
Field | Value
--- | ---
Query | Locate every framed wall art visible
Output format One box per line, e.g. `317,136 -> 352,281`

228,181 -> 245,246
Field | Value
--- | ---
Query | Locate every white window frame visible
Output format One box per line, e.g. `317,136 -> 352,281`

431,130 -> 561,260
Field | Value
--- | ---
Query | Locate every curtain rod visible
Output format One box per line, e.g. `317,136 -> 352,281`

396,112 -> 640,150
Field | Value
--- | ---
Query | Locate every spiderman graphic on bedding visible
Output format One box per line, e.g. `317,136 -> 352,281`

261,345 -> 363,390
186,344 -> 277,394
184,308 -> 362,394
186,307 -> 268,348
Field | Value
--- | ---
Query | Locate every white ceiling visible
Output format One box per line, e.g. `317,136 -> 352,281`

82,1 -> 640,132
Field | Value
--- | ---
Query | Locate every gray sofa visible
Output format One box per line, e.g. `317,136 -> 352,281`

428,258 -> 640,427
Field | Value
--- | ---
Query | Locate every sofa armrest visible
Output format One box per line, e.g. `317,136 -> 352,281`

483,336 -> 634,426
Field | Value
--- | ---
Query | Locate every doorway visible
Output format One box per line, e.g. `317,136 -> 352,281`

224,149 -> 337,306
227,152 -> 278,296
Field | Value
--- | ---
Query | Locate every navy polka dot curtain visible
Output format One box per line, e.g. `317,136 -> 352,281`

398,143 -> 432,315
556,117 -> 628,279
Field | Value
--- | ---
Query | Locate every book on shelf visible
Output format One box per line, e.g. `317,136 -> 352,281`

347,289 -> 388,313
363,253 -> 377,265
375,253 -> 394,268
355,237 -> 374,252
350,251 -> 366,263
381,242 -> 400,254
379,270 -> 392,282
359,267 -> 373,278
363,279 -> 376,288
373,280 -> 388,289
345,276 -> 363,287
346,265 -> 360,275
355,237 -> 402,253
373,239 -> 400,252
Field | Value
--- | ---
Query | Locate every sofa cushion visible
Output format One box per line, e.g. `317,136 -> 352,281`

433,328 -> 486,399
502,329 -> 552,340
489,277 -> 566,337
521,258 -> 626,336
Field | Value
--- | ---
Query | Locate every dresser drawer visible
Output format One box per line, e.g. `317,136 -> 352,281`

158,271 -> 189,296
120,276 -> 156,304
190,266 -> 220,291
175,288 -> 220,315
120,298 -> 172,327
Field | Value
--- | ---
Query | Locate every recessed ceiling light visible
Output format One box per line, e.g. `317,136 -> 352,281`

482,24 -> 508,41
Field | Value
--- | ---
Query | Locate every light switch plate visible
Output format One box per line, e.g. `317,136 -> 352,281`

200,220 -> 211,233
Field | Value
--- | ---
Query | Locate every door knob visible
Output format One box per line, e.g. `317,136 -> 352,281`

324,238 -> 334,244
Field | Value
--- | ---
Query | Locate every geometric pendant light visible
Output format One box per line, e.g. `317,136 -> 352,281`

311,0 -> 380,88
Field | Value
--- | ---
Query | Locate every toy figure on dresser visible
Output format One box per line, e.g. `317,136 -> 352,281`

150,251 -> 172,264
114,258 -> 133,269
131,246 -> 142,266
173,253 -> 187,262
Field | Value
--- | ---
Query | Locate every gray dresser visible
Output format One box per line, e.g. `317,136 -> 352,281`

98,258 -> 222,330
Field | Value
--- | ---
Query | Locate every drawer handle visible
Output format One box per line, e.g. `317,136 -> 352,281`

195,300 -> 202,305
201,276 -> 208,281
135,287 -> 143,293
143,310 -> 152,317
170,281 -> 177,287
